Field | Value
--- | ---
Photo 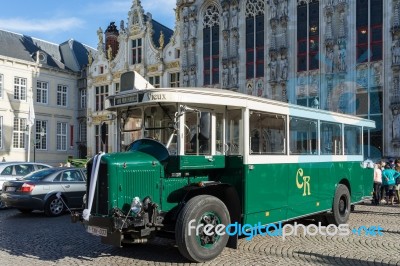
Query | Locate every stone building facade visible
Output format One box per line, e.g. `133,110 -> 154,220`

89,0 -> 400,159
0,30 -> 92,164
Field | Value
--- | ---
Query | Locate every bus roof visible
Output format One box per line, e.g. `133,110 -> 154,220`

106,87 -> 375,129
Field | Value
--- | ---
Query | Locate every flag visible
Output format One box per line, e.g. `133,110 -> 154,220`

28,96 -> 35,126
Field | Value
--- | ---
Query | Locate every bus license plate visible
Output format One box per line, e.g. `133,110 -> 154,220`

87,226 -> 107,237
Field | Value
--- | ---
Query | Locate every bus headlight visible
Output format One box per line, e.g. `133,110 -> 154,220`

131,196 -> 142,214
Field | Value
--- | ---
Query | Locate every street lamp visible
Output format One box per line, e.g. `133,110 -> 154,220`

34,127 -> 45,162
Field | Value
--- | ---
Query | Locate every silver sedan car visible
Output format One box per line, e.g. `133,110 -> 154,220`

1,167 -> 86,217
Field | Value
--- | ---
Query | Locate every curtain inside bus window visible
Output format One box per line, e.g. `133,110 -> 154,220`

226,109 -> 242,155
249,111 -> 286,155
320,122 -> 342,155
289,117 -> 318,155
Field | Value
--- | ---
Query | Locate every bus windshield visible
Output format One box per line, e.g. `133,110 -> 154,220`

121,104 -> 178,153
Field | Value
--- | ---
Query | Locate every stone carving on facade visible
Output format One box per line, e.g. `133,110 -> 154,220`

392,39 -> 400,65
393,1 -> 400,28
107,45 -> 113,61
88,50 -> 93,66
222,63 -> 229,88
270,1 -> 278,20
269,57 -> 278,82
97,27 -> 103,45
326,45 -> 334,74
120,20 -> 125,33
182,69 -> 189,86
373,62 -> 382,87
336,40 -> 347,73
279,0 -> 288,18
280,55 -> 288,81
230,62 -> 238,87
230,5 -> 239,29
189,6 -> 197,39
393,114 -> 400,140
222,6 -> 230,30
223,31 -> 229,59
190,69 -> 196,87
230,29 -> 239,58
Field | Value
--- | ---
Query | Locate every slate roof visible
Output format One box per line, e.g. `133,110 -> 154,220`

143,16 -> 174,48
0,29 -> 95,72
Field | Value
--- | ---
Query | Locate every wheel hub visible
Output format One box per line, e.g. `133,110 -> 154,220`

197,212 -> 221,247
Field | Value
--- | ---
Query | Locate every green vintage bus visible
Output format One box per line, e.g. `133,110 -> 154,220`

73,86 -> 374,262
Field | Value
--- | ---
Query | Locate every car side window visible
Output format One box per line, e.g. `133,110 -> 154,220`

37,164 -> 50,170
18,164 -> 35,175
73,171 -> 84,182
1,166 -> 13,175
53,173 -> 61,182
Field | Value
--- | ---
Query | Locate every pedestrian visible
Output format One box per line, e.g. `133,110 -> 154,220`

1,157 -> 5,162
373,161 -> 382,205
380,160 -> 386,203
382,163 -> 400,205
394,159 -> 400,204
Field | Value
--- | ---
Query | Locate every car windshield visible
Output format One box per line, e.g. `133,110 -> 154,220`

23,168 -> 57,181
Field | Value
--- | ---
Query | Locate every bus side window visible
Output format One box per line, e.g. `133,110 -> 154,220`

289,117 -> 318,155
320,122 -> 342,155
226,109 -> 242,155
249,111 -> 286,155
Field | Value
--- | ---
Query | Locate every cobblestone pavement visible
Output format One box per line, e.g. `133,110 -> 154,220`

0,203 -> 399,266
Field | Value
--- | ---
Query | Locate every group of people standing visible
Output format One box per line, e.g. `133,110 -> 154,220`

373,159 -> 400,205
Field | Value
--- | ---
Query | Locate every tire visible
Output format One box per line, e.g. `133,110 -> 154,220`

18,208 -> 33,214
0,199 -> 6,209
326,184 -> 351,225
175,195 -> 230,262
44,195 -> 65,217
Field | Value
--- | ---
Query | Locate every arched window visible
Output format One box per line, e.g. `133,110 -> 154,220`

246,0 -> 265,79
297,1 -> 319,72
203,5 -> 220,86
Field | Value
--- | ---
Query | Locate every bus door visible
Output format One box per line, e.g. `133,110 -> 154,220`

179,107 -> 225,170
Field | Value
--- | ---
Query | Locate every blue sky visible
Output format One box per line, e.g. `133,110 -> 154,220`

0,0 -> 176,48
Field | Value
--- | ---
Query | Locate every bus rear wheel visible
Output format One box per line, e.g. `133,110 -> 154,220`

175,195 -> 230,262
326,184 -> 350,225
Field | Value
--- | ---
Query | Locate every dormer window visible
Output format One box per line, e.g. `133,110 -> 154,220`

100,66 -> 104,74
38,52 -> 46,62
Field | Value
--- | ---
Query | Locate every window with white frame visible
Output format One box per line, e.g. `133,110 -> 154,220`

115,83 -> 120,93
131,39 -> 142,64
13,118 -> 26,148
35,120 -> 47,150
80,89 -> 86,109
95,85 -> 108,111
79,122 -> 87,142
56,122 -> 67,151
0,74 -> 3,98
149,76 -> 160,88
0,116 -> 2,149
14,77 -> 27,100
36,81 -> 48,104
170,73 -> 180,87
57,85 -> 67,106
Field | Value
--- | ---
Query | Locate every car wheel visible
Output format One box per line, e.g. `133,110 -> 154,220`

175,195 -> 230,262
44,195 -> 65,217
0,199 -> 6,209
18,208 -> 33,214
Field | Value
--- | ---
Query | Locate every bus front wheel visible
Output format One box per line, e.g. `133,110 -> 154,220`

326,184 -> 351,225
175,195 -> 230,262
